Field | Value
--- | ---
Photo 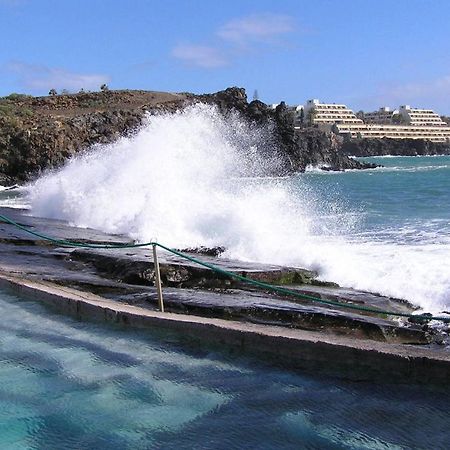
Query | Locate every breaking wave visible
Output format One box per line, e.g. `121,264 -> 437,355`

26,105 -> 450,312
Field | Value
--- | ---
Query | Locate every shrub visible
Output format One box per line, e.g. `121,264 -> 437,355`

5,93 -> 32,101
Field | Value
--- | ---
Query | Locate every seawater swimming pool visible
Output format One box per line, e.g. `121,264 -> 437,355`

0,288 -> 449,449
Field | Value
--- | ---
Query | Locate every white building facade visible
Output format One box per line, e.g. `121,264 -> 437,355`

303,99 -> 363,125
298,99 -> 450,142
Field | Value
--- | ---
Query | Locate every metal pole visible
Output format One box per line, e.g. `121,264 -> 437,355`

152,243 -> 164,312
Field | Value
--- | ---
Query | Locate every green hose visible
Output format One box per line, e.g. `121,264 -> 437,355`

1,213 -> 449,323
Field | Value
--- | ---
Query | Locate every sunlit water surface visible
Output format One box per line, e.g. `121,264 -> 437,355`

0,289 -> 449,449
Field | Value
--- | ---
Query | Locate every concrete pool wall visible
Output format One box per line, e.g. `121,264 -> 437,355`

1,272 -> 449,385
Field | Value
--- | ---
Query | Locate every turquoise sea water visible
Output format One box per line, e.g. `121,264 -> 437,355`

1,288 -> 449,450
303,156 -> 450,240
296,156 -> 450,312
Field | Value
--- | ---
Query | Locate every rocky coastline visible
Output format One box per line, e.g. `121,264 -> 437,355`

2,86 -> 450,186
0,87 -> 374,185
341,136 -> 450,157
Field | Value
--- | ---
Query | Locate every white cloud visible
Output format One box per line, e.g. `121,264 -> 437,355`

217,13 -> 295,44
171,44 -> 228,69
375,75 -> 450,112
171,13 -> 295,70
382,76 -> 450,101
7,61 -> 110,93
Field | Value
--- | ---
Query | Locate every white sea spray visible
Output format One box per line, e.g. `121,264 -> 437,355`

26,105 -> 450,312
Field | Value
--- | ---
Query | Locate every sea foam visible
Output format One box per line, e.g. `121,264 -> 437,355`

27,105 -> 450,312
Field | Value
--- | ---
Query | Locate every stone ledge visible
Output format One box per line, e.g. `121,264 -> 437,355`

0,272 -> 448,385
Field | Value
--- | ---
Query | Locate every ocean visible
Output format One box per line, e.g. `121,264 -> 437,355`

1,105 -> 449,314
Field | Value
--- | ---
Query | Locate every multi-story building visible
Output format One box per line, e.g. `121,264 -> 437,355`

399,105 -> 447,127
297,99 -> 450,142
303,99 -> 362,125
335,123 -> 450,142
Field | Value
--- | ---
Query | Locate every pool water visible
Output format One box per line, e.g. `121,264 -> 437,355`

0,289 -> 449,449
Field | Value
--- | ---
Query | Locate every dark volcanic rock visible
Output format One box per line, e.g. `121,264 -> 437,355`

179,246 -> 226,257
291,128 -> 375,172
0,111 -> 145,182
196,86 -> 249,114
341,137 -> 450,157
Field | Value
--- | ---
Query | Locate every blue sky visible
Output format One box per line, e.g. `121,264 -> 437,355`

1,0 -> 450,113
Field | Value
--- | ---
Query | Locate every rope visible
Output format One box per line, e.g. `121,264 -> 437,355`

1,213 -> 449,323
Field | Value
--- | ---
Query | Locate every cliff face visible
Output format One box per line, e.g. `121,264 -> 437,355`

0,111 -> 144,185
341,137 -> 450,157
0,87 -> 369,185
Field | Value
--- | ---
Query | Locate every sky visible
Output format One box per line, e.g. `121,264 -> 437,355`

1,0 -> 450,113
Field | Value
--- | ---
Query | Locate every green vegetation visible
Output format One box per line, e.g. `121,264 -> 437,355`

0,105 -> 33,118
0,94 -> 34,118
0,104 -> 14,116
299,108 -> 305,126
79,99 -> 101,108
307,109 -> 316,126
2,93 -> 33,101
392,114 -> 405,124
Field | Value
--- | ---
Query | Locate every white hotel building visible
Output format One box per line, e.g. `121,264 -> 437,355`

297,100 -> 450,142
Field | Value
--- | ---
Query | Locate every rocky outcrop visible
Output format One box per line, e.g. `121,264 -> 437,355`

288,126 -> 375,171
0,87 -> 371,184
0,207 -> 439,348
199,92 -> 374,172
341,137 -> 450,157
0,111 -> 144,183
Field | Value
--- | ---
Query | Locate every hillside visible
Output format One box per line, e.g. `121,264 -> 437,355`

0,88 -> 370,185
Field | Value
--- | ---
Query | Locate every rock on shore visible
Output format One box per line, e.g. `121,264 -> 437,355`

0,87 -> 371,184
341,136 -> 450,157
